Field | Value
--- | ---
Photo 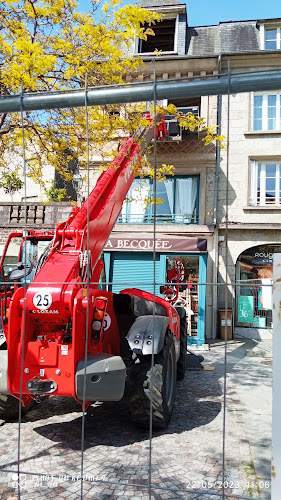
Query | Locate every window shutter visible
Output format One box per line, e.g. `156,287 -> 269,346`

249,161 -> 257,206
110,252 -> 161,295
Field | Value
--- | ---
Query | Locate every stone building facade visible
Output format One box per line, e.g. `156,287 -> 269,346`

1,2 -> 281,343
111,1 -> 281,342
218,56 -> 281,339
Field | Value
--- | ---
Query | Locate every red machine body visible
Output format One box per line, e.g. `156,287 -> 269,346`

0,119 -> 183,421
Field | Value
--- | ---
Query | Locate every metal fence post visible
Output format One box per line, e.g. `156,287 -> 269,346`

272,253 -> 281,498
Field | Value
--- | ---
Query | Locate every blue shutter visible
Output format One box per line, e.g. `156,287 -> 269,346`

110,252 -> 161,294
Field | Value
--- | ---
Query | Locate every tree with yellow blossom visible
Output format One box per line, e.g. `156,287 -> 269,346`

0,0 -> 223,200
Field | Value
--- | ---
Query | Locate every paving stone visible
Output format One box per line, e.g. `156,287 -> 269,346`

0,339 -> 272,499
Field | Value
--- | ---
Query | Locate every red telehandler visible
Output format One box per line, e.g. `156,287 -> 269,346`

0,118 -> 187,429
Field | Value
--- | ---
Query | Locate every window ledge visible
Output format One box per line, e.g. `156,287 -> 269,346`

244,130 -> 281,136
243,205 -> 281,210
135,51 -> 178,57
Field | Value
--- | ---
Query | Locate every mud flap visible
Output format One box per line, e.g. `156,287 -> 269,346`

126,315 -> 171,355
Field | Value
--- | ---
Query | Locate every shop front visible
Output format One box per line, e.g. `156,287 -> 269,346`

235,244 -> 281,332
103,233 -> 207,346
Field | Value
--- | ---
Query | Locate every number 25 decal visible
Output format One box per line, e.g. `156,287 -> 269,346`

33,291 -> 52,310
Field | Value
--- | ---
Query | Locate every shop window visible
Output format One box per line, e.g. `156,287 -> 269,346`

138,18 -> 177,54
235,245 -> 281,329
118,175 -> 199,224
165,255 -> 199,337
249,161 -> 281,206
252,93 -> 281,131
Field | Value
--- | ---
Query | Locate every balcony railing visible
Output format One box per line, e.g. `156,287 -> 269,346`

116,213 -> 198,224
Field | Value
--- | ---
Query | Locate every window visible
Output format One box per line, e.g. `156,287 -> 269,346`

165,255 -> 200,337
264,28 -> 281,50
138,18 -> 177,54
144,98 -> 200,140
253,93 -> 281,131
250,161 -> 281,206
0,236 -> 51,286
168,97 -> 201,112
165,105 -> 200,140
118,175 -> 199,224
236,245 -> 278,329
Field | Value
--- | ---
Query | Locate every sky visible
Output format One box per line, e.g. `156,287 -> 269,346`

78,0 -> 281,26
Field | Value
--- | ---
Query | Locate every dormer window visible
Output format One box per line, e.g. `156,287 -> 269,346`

265,28 -> 280,49
138,16 -> 178,54
260,25 -> 281,50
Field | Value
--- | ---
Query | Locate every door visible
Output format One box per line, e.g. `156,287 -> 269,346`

162,253 -> 207,346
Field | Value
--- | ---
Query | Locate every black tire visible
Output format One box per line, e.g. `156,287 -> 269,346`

127,332 -> 176,430
176,311 -> 187,380
0,393 -> 34,420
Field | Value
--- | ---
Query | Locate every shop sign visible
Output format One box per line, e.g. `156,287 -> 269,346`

239,245 -> 281,266
253,251 -> 273,265
238,296 -> 254,324
104,234 -> 207,252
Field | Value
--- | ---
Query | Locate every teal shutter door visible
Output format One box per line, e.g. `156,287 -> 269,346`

110,252 -> 162,294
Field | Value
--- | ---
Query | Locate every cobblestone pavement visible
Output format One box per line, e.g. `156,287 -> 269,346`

0,338 -> 272,500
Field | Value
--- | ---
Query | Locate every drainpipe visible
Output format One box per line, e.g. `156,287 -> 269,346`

212,54 -> 222,339
213,54 -> 222,227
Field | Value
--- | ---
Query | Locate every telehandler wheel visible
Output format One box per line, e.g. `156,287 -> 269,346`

128,332 -> 176,430
0,394 -> 34,420
176,312 -> 187,381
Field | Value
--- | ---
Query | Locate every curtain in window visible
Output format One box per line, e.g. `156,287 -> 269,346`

249,161 -> 281,206
120,179 -> 150,223
164,179 -> 173,212
120,176 -> 199,223
154,178 -> 174,219
175,178 -> 197,222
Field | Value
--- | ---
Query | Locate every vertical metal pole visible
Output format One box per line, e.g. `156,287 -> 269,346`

17,82 -> 28,500
148,67 -> 158,500
221,59 -> 231,500
272,253 -> 281,498
80,74 -> 90,500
